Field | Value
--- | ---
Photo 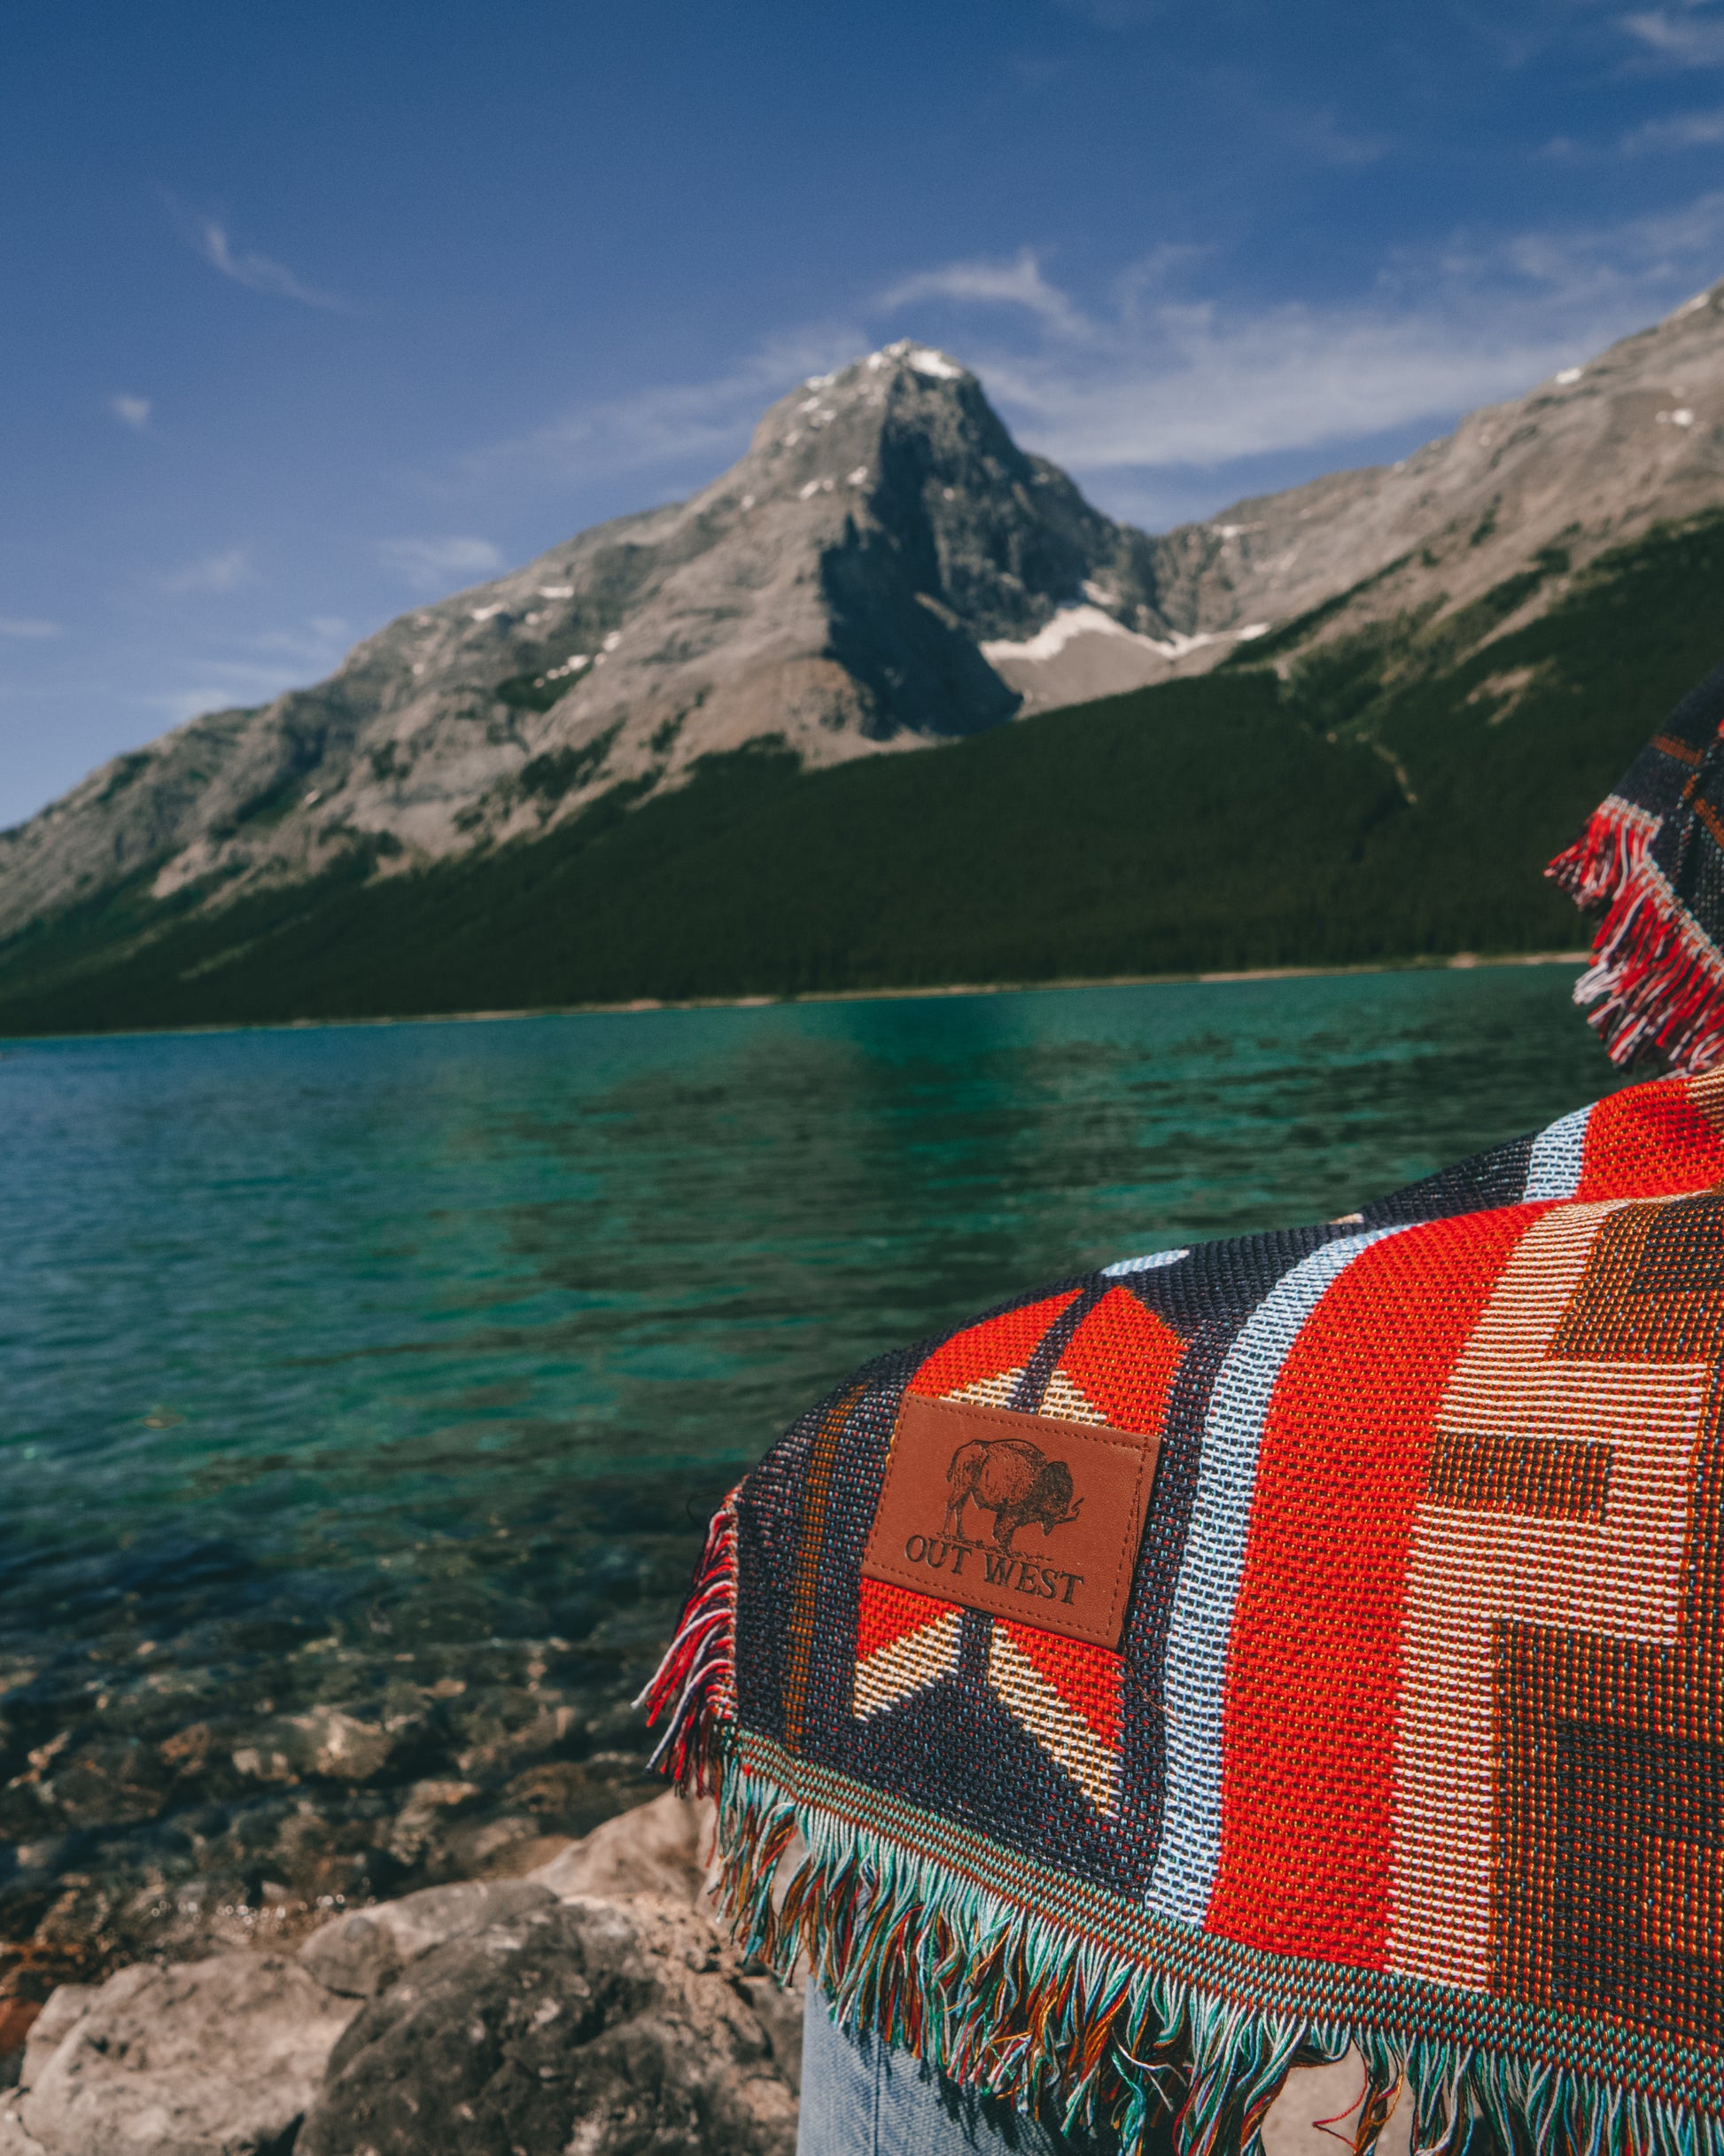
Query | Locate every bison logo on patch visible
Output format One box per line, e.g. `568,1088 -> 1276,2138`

942,1436 -> 1083,1554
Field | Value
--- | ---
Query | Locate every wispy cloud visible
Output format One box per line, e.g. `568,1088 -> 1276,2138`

107,393 -> 152,431
1619,4 -> 1724,66
151,662 -> 296,712
167,198 -> 346,309
159,548 -> 252,596
896,191 -> 1724,472
378,536 -> 505,590
1479,185 -> 1724,295
468,322 -> 866,486
878,250 -> 1086,335
240,619 -> 351,664
1620,101 -> 1724,147
0,617 -> 61,640
144,675 -> 293,726
982,313 -> 1568,470
1285,110 -> 1394,167
462,187 -> 1724,526
142,619 -> 354,728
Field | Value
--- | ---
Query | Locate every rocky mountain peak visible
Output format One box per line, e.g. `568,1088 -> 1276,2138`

0,347 -> 1164,940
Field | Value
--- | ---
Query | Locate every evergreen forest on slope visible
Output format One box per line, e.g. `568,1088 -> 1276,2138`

2,510 -> 1721,1036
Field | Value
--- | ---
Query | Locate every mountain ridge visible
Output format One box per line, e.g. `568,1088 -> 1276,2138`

6,285 -> 1724,989
4,494 -> 1723,1037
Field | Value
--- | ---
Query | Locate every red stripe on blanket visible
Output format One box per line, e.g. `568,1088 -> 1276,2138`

856,1576 -> 959,1662
1058,1287 -> 1186,1434
1576,1075 -> 1724,1199
1205,1204 -> 1538,1965
908,1290 -> 1083,1399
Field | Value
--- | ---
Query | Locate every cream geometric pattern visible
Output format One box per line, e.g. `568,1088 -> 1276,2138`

852,1608 -> 963,1720
986,1627 -> 1121,1815
943,1366 -> 1107,1423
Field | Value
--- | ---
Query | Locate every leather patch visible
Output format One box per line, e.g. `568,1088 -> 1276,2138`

860,1392 -> 1162,1650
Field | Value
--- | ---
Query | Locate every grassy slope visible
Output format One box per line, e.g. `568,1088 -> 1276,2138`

3,511 -> 1722,1035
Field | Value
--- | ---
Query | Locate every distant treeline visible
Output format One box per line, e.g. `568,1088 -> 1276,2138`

4,511 -> 1723,1036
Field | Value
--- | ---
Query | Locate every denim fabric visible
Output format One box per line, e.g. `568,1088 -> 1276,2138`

796,1985 -> 1106,2156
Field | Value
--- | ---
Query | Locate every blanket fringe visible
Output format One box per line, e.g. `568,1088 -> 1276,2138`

1547,802 -> 1724,1074
1546,798 -> 1658,915
709,1747 -> 1722,2156
1569,864 -> 1724,1076
635,1491 -> 738,1794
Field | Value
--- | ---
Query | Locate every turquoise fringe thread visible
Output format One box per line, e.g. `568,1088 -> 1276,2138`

707,1739 -> 1723,2156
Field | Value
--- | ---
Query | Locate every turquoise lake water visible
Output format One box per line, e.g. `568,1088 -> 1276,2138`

0,964 -> 1626,1953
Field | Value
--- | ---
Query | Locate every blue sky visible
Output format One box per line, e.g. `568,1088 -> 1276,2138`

6,0 -> 1724,828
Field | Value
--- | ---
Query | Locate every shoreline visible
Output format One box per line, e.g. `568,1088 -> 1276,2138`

0,948 -> 1593,1048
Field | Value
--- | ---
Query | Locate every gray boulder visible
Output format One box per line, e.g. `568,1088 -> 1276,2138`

298,1891 -> 797,2156
526,1794 -> 803,2090
298,1878 -> 558,2000
0,2099 -> 46,2156
16,1992 -> 92,2104
18,1955 -> 357,2156
527,1789 -> 715,1906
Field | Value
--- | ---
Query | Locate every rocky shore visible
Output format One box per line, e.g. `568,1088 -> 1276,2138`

0,1791 -> 802,2156
0,1774 -> 1415,2156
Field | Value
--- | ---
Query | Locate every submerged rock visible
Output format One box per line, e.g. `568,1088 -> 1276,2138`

0,1634 -> 664,1987
231,1707 -> 407,1788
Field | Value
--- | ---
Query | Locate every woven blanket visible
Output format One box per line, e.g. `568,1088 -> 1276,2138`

646,687 -> 1724,2156
646,1065 -> 1724,2155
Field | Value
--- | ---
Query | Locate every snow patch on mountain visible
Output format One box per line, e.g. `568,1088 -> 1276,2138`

981,605 -> 1161,665
982,606 -> 1266,667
